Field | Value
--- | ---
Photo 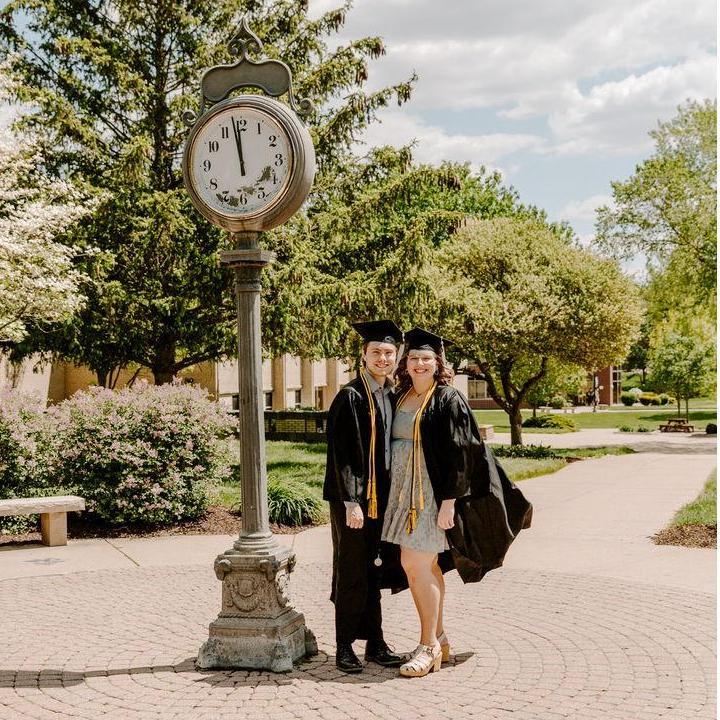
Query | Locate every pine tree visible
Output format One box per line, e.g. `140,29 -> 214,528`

1,0 -> 416,383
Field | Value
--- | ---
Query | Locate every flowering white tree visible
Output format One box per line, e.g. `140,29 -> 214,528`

0,126 -> 92,341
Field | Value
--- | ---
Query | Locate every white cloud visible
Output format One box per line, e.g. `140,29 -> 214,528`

311,0 -> 716,156
558,195 -> 614,223
357,110 -> 545,171
546,54 -> 716,155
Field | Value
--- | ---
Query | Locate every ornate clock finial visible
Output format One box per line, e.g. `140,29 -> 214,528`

228,16 -> 263,60
183,15 -> 314,127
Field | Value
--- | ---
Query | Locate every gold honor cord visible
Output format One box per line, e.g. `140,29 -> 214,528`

397,381 -> 437,534
359,367 -> 379,519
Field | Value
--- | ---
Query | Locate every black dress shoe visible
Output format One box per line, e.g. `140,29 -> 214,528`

336,643 -> 363,673
365,639 -> 405,667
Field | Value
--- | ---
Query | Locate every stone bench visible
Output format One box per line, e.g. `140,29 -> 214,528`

0,496 -> 85,546
478,424 -> 494,441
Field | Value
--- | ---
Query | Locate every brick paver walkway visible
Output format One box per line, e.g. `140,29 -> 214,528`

1,560 -> 715,720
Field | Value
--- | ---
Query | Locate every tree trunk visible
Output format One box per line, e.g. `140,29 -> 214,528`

675,392 -> 682,417
684,396 -> 690,421
532,405 -> 537,419
96,369 -> 109,387
152,341 -> 177,385
509,405 -> 523,446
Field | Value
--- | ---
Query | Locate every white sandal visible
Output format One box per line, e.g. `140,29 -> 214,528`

399,643 -> 442,677
437,631 -> 451,663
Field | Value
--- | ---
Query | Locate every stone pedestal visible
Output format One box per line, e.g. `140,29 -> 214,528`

197,543 -> 317,671
197,233 -> 316,672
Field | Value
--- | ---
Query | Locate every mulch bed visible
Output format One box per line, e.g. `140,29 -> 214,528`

652,524 -> 717,549
0,505 -> 313,546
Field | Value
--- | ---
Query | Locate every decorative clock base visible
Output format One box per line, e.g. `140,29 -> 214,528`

196,542 -> 318,672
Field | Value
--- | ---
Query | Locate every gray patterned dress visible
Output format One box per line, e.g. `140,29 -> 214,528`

381,410 -> 449,553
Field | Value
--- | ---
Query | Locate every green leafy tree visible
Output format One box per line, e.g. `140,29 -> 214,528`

435,217 -> 643,445
273,155 -> 545,361
596,100 -> 716,302
623,317 -> 651,385
648,332 -> 715,419
524,361 -> 586,417
0,0 -> 416,383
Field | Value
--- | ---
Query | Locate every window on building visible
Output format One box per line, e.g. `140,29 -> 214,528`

315,387 -> 324,410
293,389 -> 302,408
231,394 -> 239,412
467,379 -> 488,400
263,391 -> 273,410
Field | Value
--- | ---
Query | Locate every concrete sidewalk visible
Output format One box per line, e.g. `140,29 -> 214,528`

493,426 -> 717,452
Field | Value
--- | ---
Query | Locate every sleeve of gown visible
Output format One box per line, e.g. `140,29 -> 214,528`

435,390 -> 476,501
327,390 -> 365,503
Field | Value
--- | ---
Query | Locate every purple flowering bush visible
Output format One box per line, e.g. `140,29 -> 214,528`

37,382 -> 234,525
0,390 -> 49,532
0,390 -> 41,492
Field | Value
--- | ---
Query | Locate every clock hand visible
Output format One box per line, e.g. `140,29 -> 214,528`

231,116 -> 246,177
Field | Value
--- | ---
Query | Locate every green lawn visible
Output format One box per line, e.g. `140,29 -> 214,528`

211,440 -> 632,519
474,407 -> 717,432
670,470 -> 717,527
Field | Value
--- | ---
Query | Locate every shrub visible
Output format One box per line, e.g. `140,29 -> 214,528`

620,392 -> 636,407
658,394 -> 670,405
618,424 -> 634,433
522,414 -> 577,431
639,392 -> 659,406
266,476 -> 323,525
706,423 -> 717,435
37,382 -> 234,526
548,395 -> 565,409
491,443 -> 559,459
629,387 -> 643,398
0,390 -> 44,493
0,391 -> 46,534
636,426 -> 652,433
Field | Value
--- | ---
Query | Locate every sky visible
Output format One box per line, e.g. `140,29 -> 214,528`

309,0 -> 717,273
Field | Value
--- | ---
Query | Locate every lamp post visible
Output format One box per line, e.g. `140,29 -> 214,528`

181,18 -> 317,672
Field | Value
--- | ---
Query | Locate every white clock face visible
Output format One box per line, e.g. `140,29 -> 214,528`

189,105 -> 293,216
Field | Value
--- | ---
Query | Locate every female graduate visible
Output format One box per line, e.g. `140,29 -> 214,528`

382,328 -> 533,678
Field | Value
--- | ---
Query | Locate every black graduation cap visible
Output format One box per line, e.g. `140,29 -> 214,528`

404,327 -> 453,355
351,320 -> 404,345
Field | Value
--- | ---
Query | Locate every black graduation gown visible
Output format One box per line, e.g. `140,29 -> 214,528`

384,385 -> 533,590
323,376 -> 396,643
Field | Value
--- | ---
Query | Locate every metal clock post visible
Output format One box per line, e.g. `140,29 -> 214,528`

181,18 -> 317,672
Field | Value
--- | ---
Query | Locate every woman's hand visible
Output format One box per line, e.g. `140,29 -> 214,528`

437,499 -> 456,530
346,504 -> 364,529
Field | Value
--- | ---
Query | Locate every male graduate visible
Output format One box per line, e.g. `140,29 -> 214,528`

323,320 -> 405,673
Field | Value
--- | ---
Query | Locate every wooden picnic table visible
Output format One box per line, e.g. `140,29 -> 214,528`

659,417 -> 695,433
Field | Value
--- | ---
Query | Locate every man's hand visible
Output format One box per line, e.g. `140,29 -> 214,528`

437,499 -> 456,530
346,504 -> 364,529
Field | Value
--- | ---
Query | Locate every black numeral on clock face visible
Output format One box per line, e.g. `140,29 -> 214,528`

221,126 -> 229,139
238,119 -> 247,131
209,178 -> 218,190
257,187 -> 266,199
208,140 -> 219,152
268,135 -> 277,147
274,153 -> 284,166
257,122 -> 262,134
203,159 -> 212,172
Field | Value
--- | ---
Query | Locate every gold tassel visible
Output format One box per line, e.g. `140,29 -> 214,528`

359,368 -> 379,519
405,507 -> 418,534
400,381 -> 436,534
